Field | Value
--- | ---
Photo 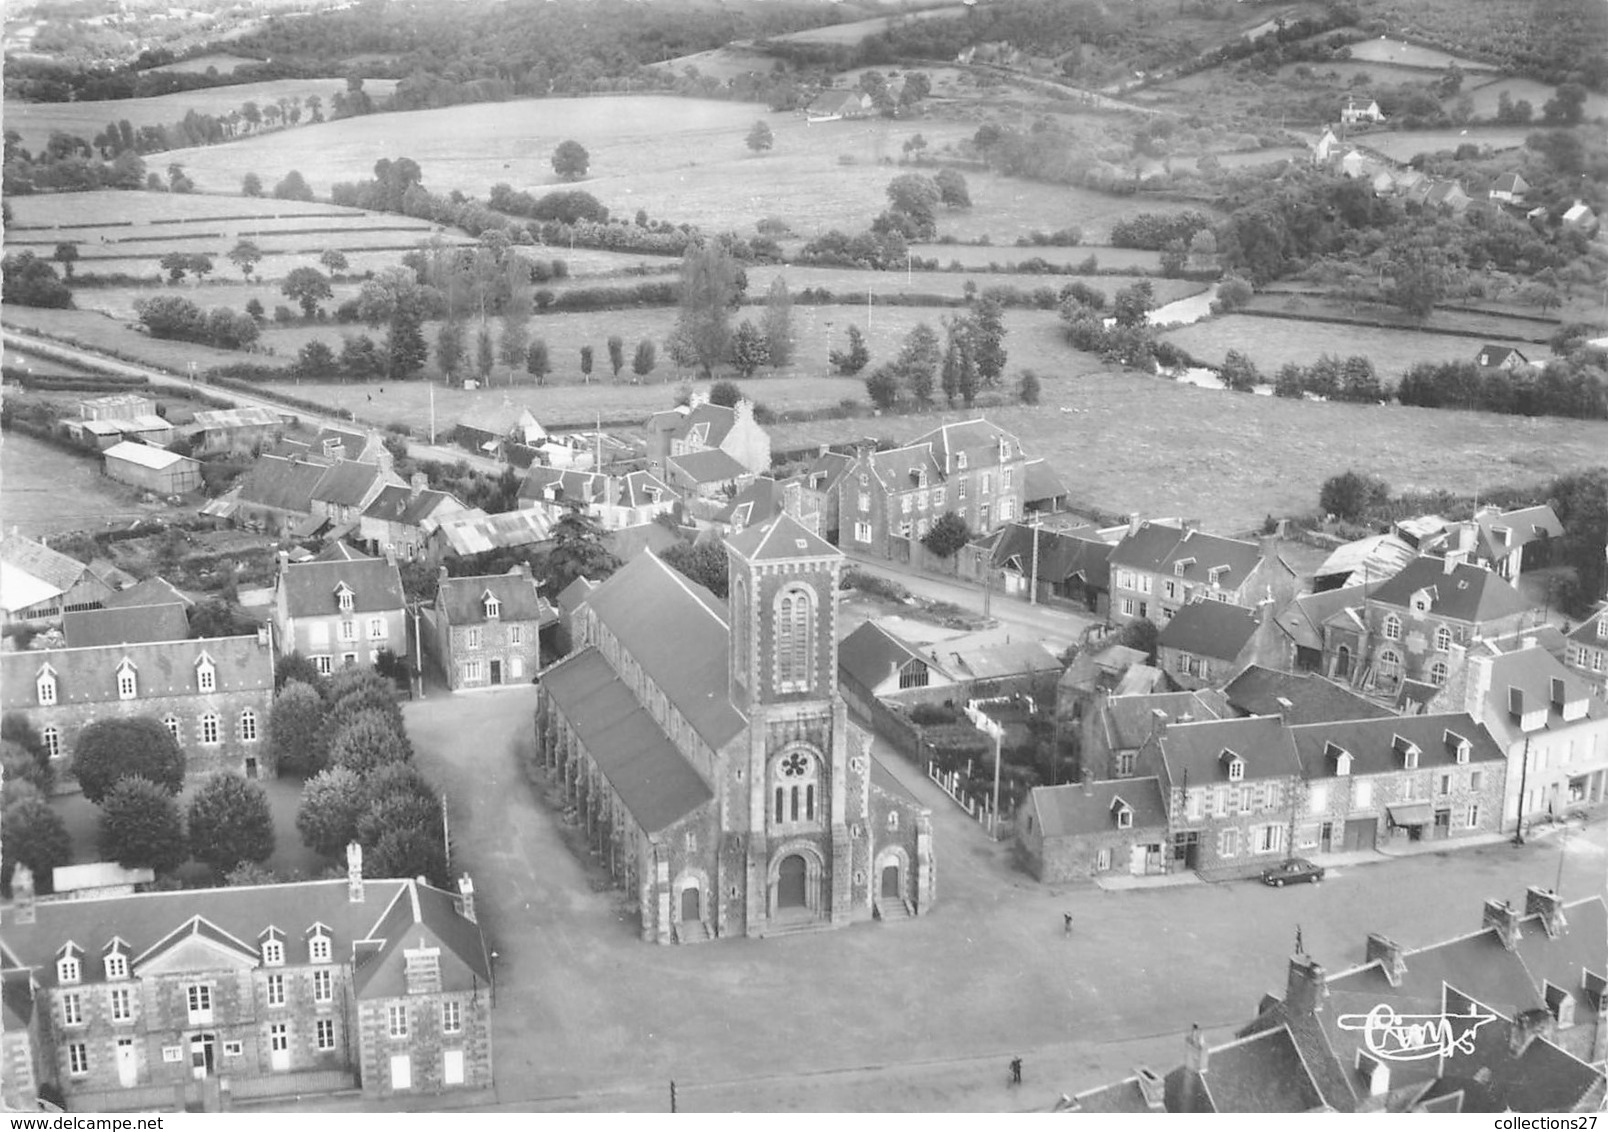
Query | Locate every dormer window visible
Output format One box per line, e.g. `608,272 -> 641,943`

1411,592 -> 1430,613
1207,565 -> 1227,587
115,660 -> 137,700
58,948 -> 82,985
956,452 -> 968,470
1597,615 -> 1608,640
1222,750 -> 1244,782
261,935 -> 284,967
196,655 -> 217,694
484,594 -> 500,620
308,927 -> 332,965
1111,798 -> 1133,829
1393,734 -> 1420,769
36,665 -> 57,706
1335,752 -> 1352,776
336,585 -> 354,613
103,949 -> 128,981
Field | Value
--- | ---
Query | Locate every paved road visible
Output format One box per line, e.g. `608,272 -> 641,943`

3,329 -> 502,473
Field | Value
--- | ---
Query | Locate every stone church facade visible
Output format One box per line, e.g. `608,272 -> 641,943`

534,514 -> 934,942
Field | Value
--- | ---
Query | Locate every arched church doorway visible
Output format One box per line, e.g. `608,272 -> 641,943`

778,855 -> 808,909
680,885 -> 700,922
881,863 -> 902,899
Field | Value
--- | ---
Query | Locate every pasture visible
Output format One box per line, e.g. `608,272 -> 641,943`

1461,77 -> 1608,122
3,77 -> 400,156
1163,314 -> 1540,379
766,5 -> 968,46
766,370 -> 1608,534
1364,126 -> 1533,161
908,243 -> 1164,272
1344,39 -> 1497,71
143,52 -> 258,75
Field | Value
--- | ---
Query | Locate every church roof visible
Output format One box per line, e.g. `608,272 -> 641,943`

726,512 -> 839,563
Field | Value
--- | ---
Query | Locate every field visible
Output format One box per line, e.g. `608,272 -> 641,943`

1345,38 -> 1498,71
144,52 -> 258,75
1163,314 -> 1540,379
766,370 -> 1608,533
1461,76 -> 1608,122
908,243 -> 1164,272
3,77 -> 400,156
1244,292 -> 1560,342
3,303 -> 277,374
1363,125 -> 1534,161
0,432 -> 163,538
765,5 -> 968,46
149,96 -> 1213,242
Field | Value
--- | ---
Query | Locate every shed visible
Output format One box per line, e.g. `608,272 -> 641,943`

103,441 -> 200,495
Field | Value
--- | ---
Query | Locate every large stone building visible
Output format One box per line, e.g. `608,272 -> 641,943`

271,553 -> 408,676
534,514 -> 934,943
0,850 -> 492,1112
0,622 -> 276,785
430,566 -> 553,690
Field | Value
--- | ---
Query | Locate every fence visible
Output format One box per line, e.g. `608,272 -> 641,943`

927,761 -> 998,837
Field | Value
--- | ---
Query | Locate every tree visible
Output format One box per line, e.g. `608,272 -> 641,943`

98,776 -> 187,873
746,120 -> 774,153
865,364 -> 902,410
1319,470 -> 1390,521
897,322 -> 940,406
1112,280 -> 1155,327
72,717 -> 185,804
295,767 -> 366,858
672,241 -> 740,378
187,773 -> 275,874
606,335 -> 625,380
1018,368 -> 1042,405
498,317 -> 530,372
552,139 -> 590,180
227,240 -> 263,281
730,320 -> 770,377
922,511 -> 972,559
160,251 -> 191,285
543,505 -> 621,593
831,324 -> 870,375
436,321 -> 465,379
3,714 -> 49,776
476,323 -> 495,383
579,344 -> 594,383
329,709 -> 412,775
1339,355 -> 1383,403
269,680 -> 329,777
708,380 -> 743,408
281,266 -> 332,318
187,599 -> 250,638
358,266 -> 433,381
1160,238 -> 1188,277
884,173 -> 942,238
52,242 -> 78,279
273,170 -> 314,201
632,338 -> 657,381
274,651 -> 327,693
662,541 -> 730,598
1542,82 -> 1587,126
1220,349 -> 1261,393
326,670 -> 405,733
935,168 -> 971,209
1274,363 -> 1306,399
319,248 -> 349,275
761,278 -> 793,368
2,739 -> 51,799
366,825 -> 448,888
525,338 -> 551,386
2,797 -> 70,896
971,297 -> 1007,387
241,172 -> 263,197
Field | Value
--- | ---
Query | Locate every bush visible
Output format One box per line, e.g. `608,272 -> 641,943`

1320,470 -> 1391,521
72,717 -> 185,803
187,773 -> 275,874
98,776 -> 188,873
843,567 -> 909,602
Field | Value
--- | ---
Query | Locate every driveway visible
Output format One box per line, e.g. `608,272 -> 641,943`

400,686 -> 1607,1111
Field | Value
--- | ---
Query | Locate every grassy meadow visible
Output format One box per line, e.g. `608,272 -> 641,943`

1345,39 -> 1499,70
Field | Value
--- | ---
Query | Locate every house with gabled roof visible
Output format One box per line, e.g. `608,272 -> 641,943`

1460,503 -> 1562,581
1476,344 -> 1529,372
1022,458 -> 1069,515
1108,518 -> 1296,627
537,513 -> 933,943
224,455 -> 328,535
805,89 -> 873,122
665,446 -> 751,499
798,448 -> 855,543
1561,200 -> 1599,236
63,602 -> 191,649
987,521 -> 1111,614
1222,665 -> 1391,726
1157,600 -> 1283,690
453,398 -> 546,458
1082,688 -> 1228,781
430,565 -> 554,691
645,396 -> 771,478
0,847 -> 492,1110
705,475 -> 822,538
1017,775 -> 1169,882
1,532 -> 116,624
271,552 -> 407,676
1564,601 -> 1608,699
1488,171 -> 1529,205
358,473 -> 468,563
102,576 -> 192,611
517,465 -> 678,530
427,508 -> 553,562
837,620 -> 955,715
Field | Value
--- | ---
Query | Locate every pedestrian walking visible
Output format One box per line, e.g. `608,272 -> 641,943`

1010,1057 -> 1023,1086
1063,911 -> 1073,937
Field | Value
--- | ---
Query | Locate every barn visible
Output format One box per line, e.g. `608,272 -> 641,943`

104,441 -> 201,495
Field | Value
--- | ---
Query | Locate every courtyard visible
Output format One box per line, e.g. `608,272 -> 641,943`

389,685 -> 1608,1112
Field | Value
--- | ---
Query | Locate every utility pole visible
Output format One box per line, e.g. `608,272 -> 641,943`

429,381 -> 436,445
1029,514 -> 1041,606
1512,732 -> 1531,845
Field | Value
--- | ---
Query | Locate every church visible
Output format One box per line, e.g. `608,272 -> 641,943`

534,514 -> 935,942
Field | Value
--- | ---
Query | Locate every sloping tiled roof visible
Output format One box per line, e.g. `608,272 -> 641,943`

1289,711 -> 1504,778
669,402 -> 737,447
555,576 -> 595,618
350,881 -> 492,997
726,512 -> 838,563
580,552 -> 746,750
362,483 -> 462,526
716,476 -> 787,528
0,534 -> 89,594
864,442 -> 943,492
604,522 -> 681,563
1475,645 -> 1601,750
539,647 -> 713,835
1564,604 -> 1608,647
1102,690 -> 1226,750
1108,520 -> 1186,572
912,417 -> 1021,471
1474,505 -> 1562,557
668,447 -> 749,485
991,523 -> 1111,588
1031,776 -> 1167,838
1222,665 -> 1392,724
1281,581 -> 1378,653
236,455 -> 326,514
1187,1026 -> 1325,1112
278,557 -> 404,618
103,576 -> 192,609
437,569 -> 551,626
0,633 -> 272,712
1157,715 -> 1299,786
942,639 -> 1061,680
1158,601 -> 1260,661
517,466 -> 608,505
63,602 -> 191,648
838,621 -> 946,691
1159,528 -> 1266,592
311,461 -> 389,508
1369,557 -> 1529,624
1022,458 -> 1067,505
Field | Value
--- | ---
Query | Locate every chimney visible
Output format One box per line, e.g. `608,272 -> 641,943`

1509,1008 -> 1550,1057
1365,933 -> 1408,987
1442,553 -> 1460,575
410,472 -> 428,500
347,842 -> 364,903
12,866 -> 35,925
1285,954 -> 1329,1016
438,566 -> 449,588
1524,886 -> 1567,939
1184,1023 -> 1209,1075
733,398 -> 753,425
1128,513 -> 1143,538
1355,1051 -> 1390,1098
1081,773 -> 1094,797
256,623 -> 272,649
384,544 -> 396,567
1464,653 -> 1493,718
458,875 -> 476,922
1482,898 -> 1520,950
1273,695 -> 1294,724
277,549 -> 291,571
1134,1067 -> 1165,1112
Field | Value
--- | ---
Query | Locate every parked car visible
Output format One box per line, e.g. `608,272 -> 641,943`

1261,857 -> 1324,887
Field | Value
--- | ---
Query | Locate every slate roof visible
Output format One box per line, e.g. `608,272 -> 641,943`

577,551 -> 746,750
604,522 -> 681,564
668,446 -> 750,486
1369,557 -> 1529,624
539,647 -> 714,835
1564,604 -> 1608,647
517,465 -> 609,505
1174,1026 -> 1326,1113
1475,645 -> 1600,749
1477,345 -> 1526,368
1222,665 -> 1391,724
362,483 -> 463,527
0,877 -> 488,996
555,576 -> 595,619
1157,715 -> 1300,786
726,511 -> 838,563
1069,1076 -> 1159,1113
838,621 -> 948,691
1282,581 -> 1378,653
668,402 -> 737,447
1474,505 -> 1562,557
864,442 -> 944,492
911,417 -> 1022,472
1513,895 -> 1606,1046
1158,601 -> 1260,661
0,633 -> 272,712
277,557 -> 404,618
103,576 -> 192,609
455,400 -> 541,438
0,534 -> 90,594
1102,690 -> 1227,750
1108,520 -> 1188,573
1022,458 -> 1068,505
991,523 -> 1111,588
311,461 -> 390,508
803,450 -> 854,495
236,455 -> 326,514
313,540 -> 373,563
716,476 -> 788,529
437,569 -> 551,626
1159,528 -> 1268,592
1030,776 -> 1168,838
942,639 -> 1061,680
1289,711 -> 1504,778
63,602 -> 191,648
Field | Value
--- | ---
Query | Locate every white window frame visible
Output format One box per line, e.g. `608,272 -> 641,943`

854,521 -> 872,543
62,991 -> 83,1027
109,986 -> 132,1022
1219,828 -> 1238,858
337,590 -> 354,613
509,625 -> 523,646
1465,803 -> 1481,827
201,713 -> 220,745
463,660 -> 483,683
187,983 -> 213,1024
442,1000 -> 462,1035
309,932 -> 332,965
269,1022 -> 289,1053
466,627 -> 482,650
68,1043 -> 89,1077
484,598 -> 500,620
117,662 -> 138,700
368,616 -> 386,640
1383,614 -> 1401,641
316,1019 -> 336,1051
340,619 -> 357,642
36,668 -> 57,705
266,973 -> 286,1008
240,709 -> 259,742
58,956 -> 81,985
314,655 -> 333,675
313,969 -> 333,1004
1434,625 -> 1452,652
196,658 -> 216,693
1095,847 -> 1112,871
388,1004 -> 409,1039
104,952 -> 128,981
262,939 -> 284,966
43,727 -> 61,760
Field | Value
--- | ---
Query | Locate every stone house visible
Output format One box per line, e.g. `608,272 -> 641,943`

1156,600 -> 1283,691
517,466 -> 678,531
225,456 -> 328,536
664,448 -> 751,500
358,476 -> 469,564
1341,97 -> 1385,124
535,514 -> 934,943
1564,602 -> 1608,699
1017,776 -> 1169,882
430,566 -> 554,690
0,850 -> 491,1111
706,476 -> 821,539
1082,689 -> 1227,782
309,461 -> 400,531
798,449 -> 855,544
1288,712 -> 1507,854
645,398 -> 771,478
1107,519 -> 1296,626
0,629 -> 276,785
988,522 -> 1112,614
1488,172 -> 1529,205
271,554 -> 408,676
